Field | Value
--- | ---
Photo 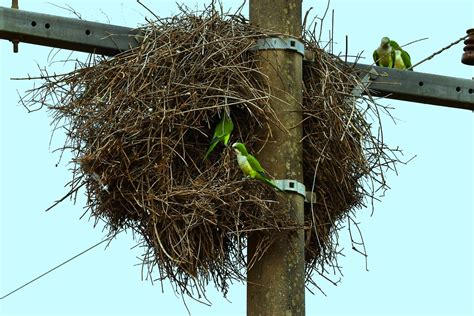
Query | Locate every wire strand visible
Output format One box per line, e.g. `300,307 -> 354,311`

408,34 -> 469,70
0,235 -> 115,300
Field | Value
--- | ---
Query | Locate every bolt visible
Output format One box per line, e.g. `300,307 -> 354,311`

11,0 -> 19,53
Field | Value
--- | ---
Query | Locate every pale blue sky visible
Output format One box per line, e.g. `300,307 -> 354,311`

1,1 -> 473,315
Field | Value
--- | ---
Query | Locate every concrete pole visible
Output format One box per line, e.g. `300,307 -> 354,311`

248,1 -> 305,315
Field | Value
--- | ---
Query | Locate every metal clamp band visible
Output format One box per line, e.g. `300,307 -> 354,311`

251,37 -> 305,56
275,179 -> 317,203
275,179 -> 306,196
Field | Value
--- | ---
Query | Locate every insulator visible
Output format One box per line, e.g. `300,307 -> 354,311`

461,28 -> 474,65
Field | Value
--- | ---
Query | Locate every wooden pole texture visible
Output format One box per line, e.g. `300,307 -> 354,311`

248,1 -> 305,315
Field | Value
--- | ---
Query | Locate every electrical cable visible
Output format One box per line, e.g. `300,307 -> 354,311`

0,235 -> 115,300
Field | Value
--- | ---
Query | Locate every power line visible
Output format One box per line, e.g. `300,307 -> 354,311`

408,34 -> 469,70
0,235 -> 115,300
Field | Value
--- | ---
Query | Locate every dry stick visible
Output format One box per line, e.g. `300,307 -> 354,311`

44,182 -> 85,212
408,34 -> 469,70
302,7 -> 313,31
136,0 -> 159,20
400,37 -> 429,48
317,0 -> 331,44
331,9 -> 334,54
345,35 -> 348,64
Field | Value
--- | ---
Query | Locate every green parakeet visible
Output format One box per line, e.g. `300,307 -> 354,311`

231,142 -> 283,192
373,36 -> 394,68
204,113 -> 234,160
389,40 -> 413,70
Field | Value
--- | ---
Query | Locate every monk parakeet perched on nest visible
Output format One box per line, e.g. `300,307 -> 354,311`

204,113 -> 234,160
232,142 -> 283,191
390,40 -> 413,70
373,36 -> 394,68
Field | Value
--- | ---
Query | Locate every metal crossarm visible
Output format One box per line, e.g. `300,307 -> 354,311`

354,64 -> 474,111
1,6 -> 473,110
0,7 -> 141,55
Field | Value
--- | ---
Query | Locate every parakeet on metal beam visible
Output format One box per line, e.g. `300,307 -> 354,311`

373,36 -> 394,68
389,40 -> 413,70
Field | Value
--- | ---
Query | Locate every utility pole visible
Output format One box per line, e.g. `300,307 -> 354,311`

1,5 -> 473,316
248,1 -> 305,315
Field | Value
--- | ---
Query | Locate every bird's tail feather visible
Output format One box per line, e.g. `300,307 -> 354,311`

203,139 -> 219,160
262,177 -> 284,192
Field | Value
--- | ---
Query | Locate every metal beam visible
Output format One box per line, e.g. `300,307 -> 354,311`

353,64 -> 474,111
0,7 -> 140,55
1,6 -> 473,110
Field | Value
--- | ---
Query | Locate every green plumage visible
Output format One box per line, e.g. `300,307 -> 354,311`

204,113 -> 234,160
373,36 -> 393,68
231,142 -> 283,192
390,40 -> 413,70
373,37 -> 413,70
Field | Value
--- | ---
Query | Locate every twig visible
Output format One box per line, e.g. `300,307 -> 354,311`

401,37 -> 428,48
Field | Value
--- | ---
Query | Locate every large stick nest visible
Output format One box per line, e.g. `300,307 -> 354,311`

23,4 -> 401,299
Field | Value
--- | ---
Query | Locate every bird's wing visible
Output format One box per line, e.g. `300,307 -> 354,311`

389,40 -> 401,50
373,49 -> 380,65
246,153 -> 283,192
221,116 -> 234,145
246,154 -> 266,174
204,115 -> 234,159
213,118 -> 226,138
215,115 -> 234,139
401,50 -> 413,69
391,50 -> 397,67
